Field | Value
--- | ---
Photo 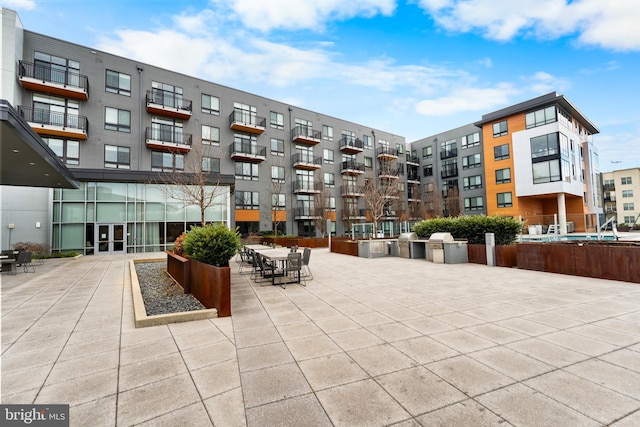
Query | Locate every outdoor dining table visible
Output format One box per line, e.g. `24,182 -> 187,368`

1,256 -> 17,275
249,246 -> 301,285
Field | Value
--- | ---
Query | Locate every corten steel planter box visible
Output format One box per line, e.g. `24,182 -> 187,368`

468,244 -> 486,265
331,239 -> 359,257
166,251 -> 190,293
468,244 -> 517,267
189,258 -> 231,317
261,237 -> 329,248
516,241 -> 640,283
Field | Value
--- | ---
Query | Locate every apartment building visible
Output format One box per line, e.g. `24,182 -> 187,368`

1,8 -> 409,254
602,168 -> 640,227
474,92 -> 602,233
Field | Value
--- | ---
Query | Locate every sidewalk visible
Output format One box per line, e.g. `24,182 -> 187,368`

2,250 -> 640,426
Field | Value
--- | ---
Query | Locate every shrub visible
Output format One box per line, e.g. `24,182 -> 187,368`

413,215 -> 523,245
13,241 -> 50,258
182,223 -> 242,267
173,232 -> 186,256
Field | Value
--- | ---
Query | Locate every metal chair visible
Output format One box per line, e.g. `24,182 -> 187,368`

16,251 -> 35,273
284,252 -> 305,287
301,248 -> 312,280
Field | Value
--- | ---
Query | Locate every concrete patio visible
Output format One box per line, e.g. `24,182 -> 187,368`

2,249 -> 640,426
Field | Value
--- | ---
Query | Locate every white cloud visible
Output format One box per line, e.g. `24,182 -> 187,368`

227,0 -> 396,32
414,84 -> 519,116
415,0 -> 640,51
596,129 -> 640,172
3,0 -> 36,10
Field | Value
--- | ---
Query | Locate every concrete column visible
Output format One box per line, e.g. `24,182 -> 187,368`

557,193 -> 568,235
485,233 -> 495,267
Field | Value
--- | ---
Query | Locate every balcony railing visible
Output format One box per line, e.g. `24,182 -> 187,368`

146,90 -> 192,119
407,173 -> 420,182
603,184 -> 616,191
440,148 -> 458,160
291,125 -> 321,144
378,168 -> 400,178
146,127 -> 192,152
341,184 -> 364,197
18,106 -> 88,138
339,137 -> 364,153
441,166 -> 459,179
406,154 -> 420,165
230,110 -> 266,134
293,180 -> 323,193
294,207 -> 321,219
229,142 -> 267,162
340,160 -> 365,174
292,152 -> 322,169
377,146 -> 399,158
342,208 -> 367,219
19,61 -> 89,100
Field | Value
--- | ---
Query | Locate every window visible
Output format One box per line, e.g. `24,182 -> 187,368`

34,51 -> 80,86
461,132 -> 480,149
322,125 -> 333,141
324,172 -> 335,187
151,81 -> 185,109
363,134 -> 372,148
43,137 -> 79,165
201,94 -> 220,115
151,116 -> 184,144
495,168 -> 511,184
423,164 -> 433,177
270,111 -> 284,129
105,70 -> 131,96
422,146 -> 432,159
364,157 -> 373,170
622,190 -> 633,198
624,216 -> 635,224
201,125 -> 220,145
326,197 -> 336,211
493,120 -> 508,137
235,162 -> 259,181
104,145 -> 130,169
622,177 -> 633,185
323,149 -> 334,164
272,194 -> 286,209
151,151 -> 184,172
396,143 -> 404,155
526,106 -> 556,129
494,144 -> 509,160
441,159 -> 457,178
270,138 -> 284,156
624,203 -> 635,211
271,166 -> 285,182
105,107 -> 130,132
440,139 -> 457,159
462,153 -> 481,169
463,175 -> 482,190
397,182 -> 405,192
235,191 -> 259,209
497,192 -> 512,208
532,160 -> 561,184
234,102 -> 258,124
464,197 -> 484,211
530,133 -> 559,159
202,157 -> 220,173
604,179 -> 615,187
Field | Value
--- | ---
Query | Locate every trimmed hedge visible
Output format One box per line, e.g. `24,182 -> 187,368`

413,216 -> 523,245
182,223 -> 242,267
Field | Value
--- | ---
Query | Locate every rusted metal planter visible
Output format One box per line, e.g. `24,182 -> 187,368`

468,244 -> 517,267
166,251 -> 190,292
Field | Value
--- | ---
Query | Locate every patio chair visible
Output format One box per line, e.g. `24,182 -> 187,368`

237,247 -> 253,275
16,251 -> 35,273
284,252 -> 305,287
254,253 -> 280,286
301,247 -> 313,280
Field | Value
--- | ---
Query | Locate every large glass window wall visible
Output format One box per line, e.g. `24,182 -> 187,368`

52,182 -> 230,254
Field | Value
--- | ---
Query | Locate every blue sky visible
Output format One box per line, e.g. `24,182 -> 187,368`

7,0 -> 640,172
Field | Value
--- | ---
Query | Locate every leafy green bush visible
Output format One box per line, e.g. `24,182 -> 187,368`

182,223 -> 242,267
413,215 -> 523,245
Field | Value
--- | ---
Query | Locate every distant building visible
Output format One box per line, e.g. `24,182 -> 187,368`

602,168 -> 640,227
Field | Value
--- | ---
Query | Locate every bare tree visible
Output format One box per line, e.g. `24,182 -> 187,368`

266,156 -> 288,235
443,185 -> 461,217
423,181 -> 443,218
363,178 -> 400,237
313,180 -> 332,237
159,143 -> 227,226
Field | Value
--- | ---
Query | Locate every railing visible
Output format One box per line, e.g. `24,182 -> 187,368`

441,167 -> 459,178
377,146 -> 399,157
146,89 -> 192,111
18,106 -> 88,132
19,61 -> 89,95
603,184 -> 616,191
407,173 -> 420,181
342,208 -> 367,218
291,124 -> 321,141
406,154 -> 420,164
229,142 -> 267,157
339,136 -> 364,151
341,160 -> 365,172
378,168 -> 400,177
341,184 -> 364,196
230,109 -> 266,128
292,152 -> 322,166
294,207 -> 321,218
440,148 -> 458,159
293,181 -> 323,192
146,127 -> 193,146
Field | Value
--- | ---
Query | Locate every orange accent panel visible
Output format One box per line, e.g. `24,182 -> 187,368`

327,212 -> 337,222
235,210 -> 260,222
33,126 -> 87,140
271,210 -> 286,221
19,79 -> 88,100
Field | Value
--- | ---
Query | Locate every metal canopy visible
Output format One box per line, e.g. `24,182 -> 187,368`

1,99 -> 78,189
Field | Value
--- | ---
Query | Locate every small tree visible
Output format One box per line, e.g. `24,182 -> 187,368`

313,181 -> 332,237
423,182 -> 443,218
443,185 -> 461,217
266,156 -> 288,236
363,178 -> 400,237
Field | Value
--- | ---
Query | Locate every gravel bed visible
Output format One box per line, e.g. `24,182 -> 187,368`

135,262 -> 205,316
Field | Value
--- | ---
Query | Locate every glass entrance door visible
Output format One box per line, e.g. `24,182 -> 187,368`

96,224 -> 126,254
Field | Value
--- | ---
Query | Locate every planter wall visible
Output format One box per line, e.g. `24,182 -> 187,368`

261,237 -> 329,248
189,258 -> 231,316
166,251 -> 190,293
496,245 -> 518,268
331,239 -> 359,257
467,244 -> 486,265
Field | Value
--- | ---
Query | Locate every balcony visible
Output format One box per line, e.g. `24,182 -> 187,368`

406,153 -> 420,165
146,90 -> 192,120
377,146 -> 398,160
342,208 -> 367,219
440,148 -> 458,160
293,180 -> 323,194
341,184 -> 364,197
378,168 -> 400,179
18,61 -> 89,100
341,160 -> 365,175
291,125 -> 321,145
229,142 -> 266,163
230,110 -> 266,134
294,207 -> 321,220
603,183 -> 615,191
339,137 -> 364,154
145,127 -> 192,152
383,210 -> 399,219
441,166 -> 459,179
407,173 -> 420,183
18,106 -> 88,140
292,152 -> 322,170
